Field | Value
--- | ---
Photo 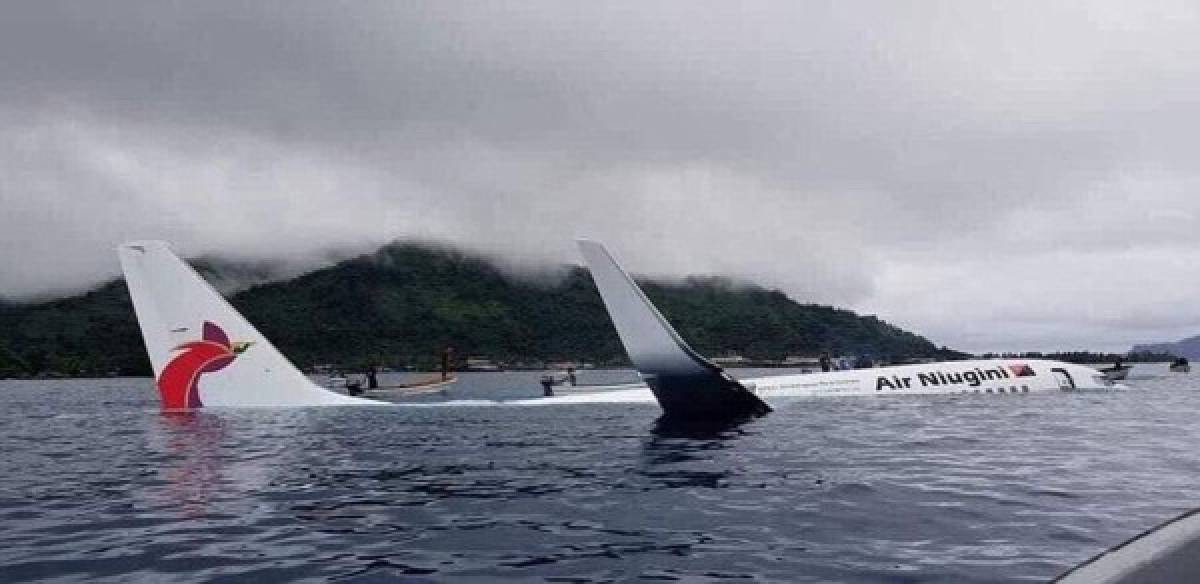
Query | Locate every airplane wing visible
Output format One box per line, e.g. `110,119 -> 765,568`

576,239 -> 770,422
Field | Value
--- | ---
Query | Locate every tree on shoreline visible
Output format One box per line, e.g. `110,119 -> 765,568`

976,350 -> 1176,364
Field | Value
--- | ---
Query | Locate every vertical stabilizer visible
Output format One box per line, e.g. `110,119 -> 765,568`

576,239 -> 770,421
118,241 -> 376,408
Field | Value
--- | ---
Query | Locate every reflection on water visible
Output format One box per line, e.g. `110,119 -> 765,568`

155,413 -> 228,517
650,414 -> 757,440
634,426 -> 746,491
1,367 -> 1200,582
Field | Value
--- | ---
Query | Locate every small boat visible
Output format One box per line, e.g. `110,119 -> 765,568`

1169,357 -> 1190,373
326,372 -> 455,396
1099,364 -> 1133,382
548,381 -> 647,394
463,357 -> 503,372
365,375 -> 457,396
1055,508 -> 1200,583
538,368 -> 644,397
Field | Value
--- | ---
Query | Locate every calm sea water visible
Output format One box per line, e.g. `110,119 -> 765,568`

2,365 -> 1199,583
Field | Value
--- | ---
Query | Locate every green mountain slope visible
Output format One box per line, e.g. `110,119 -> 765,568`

0,242 -> 949,377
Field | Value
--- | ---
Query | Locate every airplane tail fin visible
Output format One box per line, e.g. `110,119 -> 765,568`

118,241 -> 374,408
576,239 -> 770,421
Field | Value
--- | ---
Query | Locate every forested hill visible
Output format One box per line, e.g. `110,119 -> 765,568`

0,242 -> 949,377
1132,336 -> 1200,361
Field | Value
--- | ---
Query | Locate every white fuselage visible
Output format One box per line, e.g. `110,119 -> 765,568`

523,359 -> 1115,407
743,358 -> 1111,398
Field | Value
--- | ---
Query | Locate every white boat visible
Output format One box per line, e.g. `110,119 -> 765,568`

544,381 -> 647,395
1099,364 -> 1133,382
1055,508 -> 1200,583
364,375 -> 457,396
464,357 -> 503,372
327,372 -> 456,396
570,239 -> 1116,421
1170,358 -> 1190,373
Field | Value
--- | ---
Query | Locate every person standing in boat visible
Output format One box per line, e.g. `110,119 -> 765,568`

441,346 -> 454,381
365,366 -> 378,389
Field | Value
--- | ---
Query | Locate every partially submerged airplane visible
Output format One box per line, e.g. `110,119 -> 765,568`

119,241 -> 381,408
573,239 -> 1115,421
119,239 -> 1113,414
118,239 -> 1184,580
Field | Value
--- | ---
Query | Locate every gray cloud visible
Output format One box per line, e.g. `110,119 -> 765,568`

2,1 -> 1199,352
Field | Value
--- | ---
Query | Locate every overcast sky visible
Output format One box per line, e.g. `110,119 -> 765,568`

2,1 -> 1199,353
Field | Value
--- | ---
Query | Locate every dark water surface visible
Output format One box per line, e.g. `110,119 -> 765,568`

2,366 -> 1200,583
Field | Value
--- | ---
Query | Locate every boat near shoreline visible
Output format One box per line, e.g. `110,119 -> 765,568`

325,372 -> 457,397
1099,364 -> 1133,382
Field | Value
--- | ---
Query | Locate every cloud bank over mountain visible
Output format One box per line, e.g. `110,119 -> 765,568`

3,1 -> 1200,351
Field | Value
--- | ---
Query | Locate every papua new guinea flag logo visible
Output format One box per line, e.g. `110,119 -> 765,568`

1008,363 -> 1036,377
157,322 -> 253,409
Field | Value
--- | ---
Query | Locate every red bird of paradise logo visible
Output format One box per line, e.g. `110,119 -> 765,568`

157,322 -> 252,409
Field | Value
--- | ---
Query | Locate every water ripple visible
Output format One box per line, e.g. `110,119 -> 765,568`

2,367 -> 1200,582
